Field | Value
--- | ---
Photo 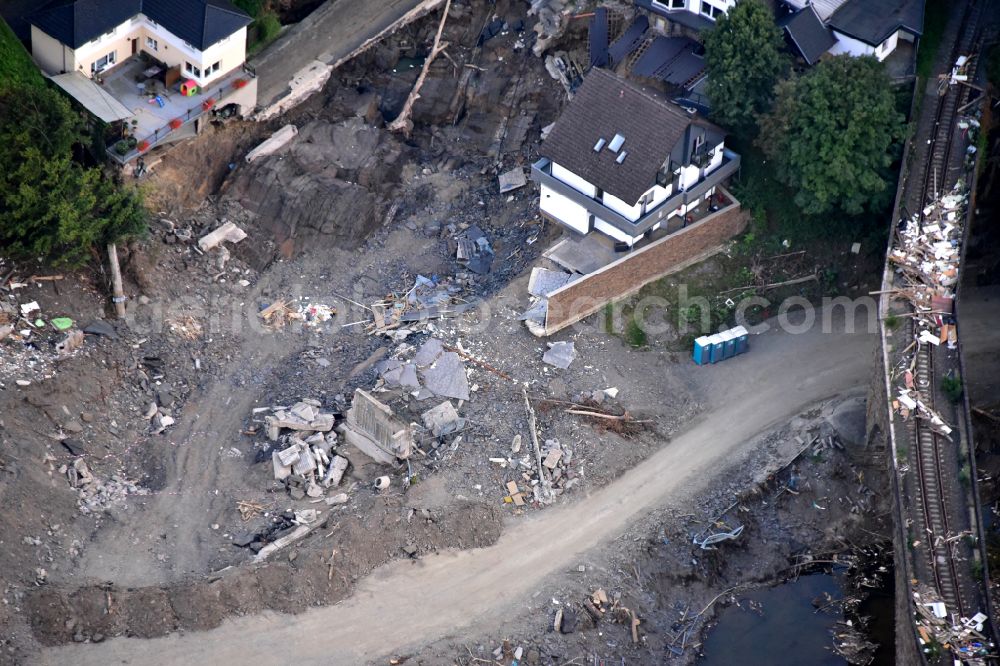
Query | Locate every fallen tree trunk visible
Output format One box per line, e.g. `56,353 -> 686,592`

387,0 -> 452,136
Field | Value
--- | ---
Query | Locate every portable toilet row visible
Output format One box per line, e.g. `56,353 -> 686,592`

692,325 -> 749,365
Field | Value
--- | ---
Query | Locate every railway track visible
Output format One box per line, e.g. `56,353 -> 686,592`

908,0 -> 985,631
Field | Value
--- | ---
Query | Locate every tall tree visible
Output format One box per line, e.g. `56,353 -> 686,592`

0,86 -> 146,267
758,55 -> 904,216
703,0 -> 788,132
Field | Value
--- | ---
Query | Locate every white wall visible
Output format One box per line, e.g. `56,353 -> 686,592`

679,164 -> 701,190
706,141 -> 724,172
829,30 -> 877,58
540,185 -> 591,234
594,219 -> 642,246
874,31 -> 899,61
35,13 -> 246,85
603,192 -> 643,221
552,162 -> 597,197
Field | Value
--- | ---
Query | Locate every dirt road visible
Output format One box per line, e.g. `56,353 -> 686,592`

39,309 -> 874,665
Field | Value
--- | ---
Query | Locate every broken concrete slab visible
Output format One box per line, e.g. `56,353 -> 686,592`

323,455 -> 349,487
414,337 -> 446,366
272,451 -> 292,481
528,267 -> 575,297
339,389 -> 413,463
291,447 -> 317,476
498,167 -> 528,193
244,124 -> 298,163
421,401 -> 465,437
419,351 -> 470,401
277,444 -> 302,467
542,341 -> 576,369
197,221 -> 247,252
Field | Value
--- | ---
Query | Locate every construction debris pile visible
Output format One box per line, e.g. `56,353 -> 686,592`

231,508 -> 329,559
368,275 -> 477,337
887,181 -> 967,435
550,588 -> 643,644
258,298 -> 337,330
260,399 -> 350,500
913,590 -> 995,661
57,458 -> 150,515
0,274 -> 94,386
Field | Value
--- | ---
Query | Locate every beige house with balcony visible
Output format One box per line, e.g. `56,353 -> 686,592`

30,0 -> 251,86
28,0 -> 256,163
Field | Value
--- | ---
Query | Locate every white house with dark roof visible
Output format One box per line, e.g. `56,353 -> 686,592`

531,68 -> 739,248
782,0 -> 923,62
634,0 -> 923,64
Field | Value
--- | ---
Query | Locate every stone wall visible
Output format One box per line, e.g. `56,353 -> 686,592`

544,195 -> 748,335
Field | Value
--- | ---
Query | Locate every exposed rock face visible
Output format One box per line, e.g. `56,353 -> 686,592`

222,118 -> 409,248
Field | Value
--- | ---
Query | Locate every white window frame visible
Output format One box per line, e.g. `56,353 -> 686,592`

91,50 -> 117,74
185,61 -> 202,77
146,36 -> 158,51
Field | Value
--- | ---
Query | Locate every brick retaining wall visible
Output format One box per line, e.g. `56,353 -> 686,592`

544,192 -> 748,335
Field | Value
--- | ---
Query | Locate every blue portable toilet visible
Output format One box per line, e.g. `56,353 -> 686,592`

708,334 -> 725,363
692,336 -> 711,365
720,329 -> 737,359
732,325 -> 749,355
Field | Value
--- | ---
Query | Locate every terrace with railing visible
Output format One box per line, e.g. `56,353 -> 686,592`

98,55 -> 257,164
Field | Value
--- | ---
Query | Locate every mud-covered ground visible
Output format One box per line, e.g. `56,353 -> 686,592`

0,1 -> 889,663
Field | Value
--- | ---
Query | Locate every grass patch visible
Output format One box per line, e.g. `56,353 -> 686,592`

916,0 -> 948,79
604,302 -> 614,334
248,11 -> 282,55
884,312 -> 902,330
0,18 -> 45,90
941,373 -> 963,404
959,462 -> 971,487
624,316 -> 648,348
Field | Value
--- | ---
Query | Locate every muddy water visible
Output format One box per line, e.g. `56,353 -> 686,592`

699,574 -> 847,666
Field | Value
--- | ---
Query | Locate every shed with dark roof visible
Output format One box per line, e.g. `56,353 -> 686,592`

779,5 -> 836,65
827,0 -> 923,46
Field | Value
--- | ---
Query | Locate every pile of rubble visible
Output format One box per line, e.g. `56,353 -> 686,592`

376,338 -> 472,402
232,508 -> 328,561
0,277 -> 97,386
57,458 -> 150,515
887,181 -> 968,434
912,590 -> 994,661
261,400 -> 350,500
368,275 -> 477,337
258,298 -> 337,330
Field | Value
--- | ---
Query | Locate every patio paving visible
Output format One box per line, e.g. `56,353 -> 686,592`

100,56 -> 247,142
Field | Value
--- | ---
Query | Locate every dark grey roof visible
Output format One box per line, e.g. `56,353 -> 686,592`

827,0 -> 923,46
31,0 -> 251,50
779,6 -> 835,65
541,68 -> 721,204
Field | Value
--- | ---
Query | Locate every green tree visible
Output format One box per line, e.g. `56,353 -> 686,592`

703,0 -> 788,132
758,55 -> 904,216
0,86 -> 146,267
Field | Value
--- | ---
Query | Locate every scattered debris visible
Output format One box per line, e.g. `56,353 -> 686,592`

542,340 -> 576,369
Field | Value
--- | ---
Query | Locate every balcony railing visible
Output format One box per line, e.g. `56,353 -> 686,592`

108,65 -> 256,164
531,148 -> 740,237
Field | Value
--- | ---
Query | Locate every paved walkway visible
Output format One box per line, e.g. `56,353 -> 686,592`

252,0 -> 441,110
